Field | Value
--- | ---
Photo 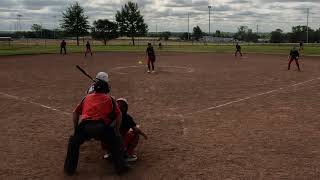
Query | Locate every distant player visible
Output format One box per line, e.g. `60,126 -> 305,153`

288,47 -> 301,71
60,40 -> 67,55
299,42 -> 304,52
158,42 -> 162,50
146,43 -> 156,73
85,41 -> 93,57
235,43 -> 242,57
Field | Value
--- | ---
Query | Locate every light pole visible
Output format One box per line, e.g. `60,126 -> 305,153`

53,15 -> 57,39
187,13 -> 190,40
208,6 -> 212,36
17,14 -> 22,32
156,24 -> 158,45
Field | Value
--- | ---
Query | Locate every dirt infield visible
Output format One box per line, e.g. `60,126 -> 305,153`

0,52 -> 320,179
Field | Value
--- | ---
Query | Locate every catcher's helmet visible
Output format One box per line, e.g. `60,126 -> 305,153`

116,98 -> 128,112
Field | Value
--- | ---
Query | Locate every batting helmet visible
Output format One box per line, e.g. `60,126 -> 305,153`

96,72 -> 109,83
94,72 -> 110,93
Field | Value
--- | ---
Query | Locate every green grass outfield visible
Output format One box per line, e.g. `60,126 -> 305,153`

0,44 -> 319,56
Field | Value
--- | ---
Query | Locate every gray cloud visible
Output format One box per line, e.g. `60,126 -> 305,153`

162,0 -> 193,7
228,0 -> 251,4
21,0 -> 65,10
0,0 -> 17,7
192,4 -> 233,12
0,0 -> 319,32
259,0 -> 319,2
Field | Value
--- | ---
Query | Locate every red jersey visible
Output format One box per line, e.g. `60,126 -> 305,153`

74,93 -> 121,125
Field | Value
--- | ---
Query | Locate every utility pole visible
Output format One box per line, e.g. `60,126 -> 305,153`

257,24 -> 259,34
15,16 -> 18,32
40,22 -> 43,39
208,6 -> 212,35
187,13 -> 190,40
307,8 -> 309,43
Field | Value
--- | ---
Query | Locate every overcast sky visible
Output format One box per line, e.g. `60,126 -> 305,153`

0,0 -> 319,32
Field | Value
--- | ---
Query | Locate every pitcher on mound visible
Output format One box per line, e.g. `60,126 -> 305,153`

146,43 -> 156,73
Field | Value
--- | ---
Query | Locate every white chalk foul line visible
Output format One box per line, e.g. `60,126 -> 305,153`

187,77 -> 320,116
0,91 -> 71,116
1,77 -> 319,118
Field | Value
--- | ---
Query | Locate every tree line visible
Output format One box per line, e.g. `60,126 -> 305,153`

270,26 -> 320,43
230,25 -> 320,43
12,1 -> 147,46
179,26 -> 257,42
178,25 -> 320,43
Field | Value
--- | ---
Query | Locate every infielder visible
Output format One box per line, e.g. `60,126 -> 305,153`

299,42 -> 304,52
85,41 -> 93,57
235,43 -> 243,57
288,46 -> 301,71
60,40 -> 67,55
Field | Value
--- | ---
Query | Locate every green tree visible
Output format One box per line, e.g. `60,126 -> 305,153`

289,25 -> 314,43
234,26 -> 248,41
215,30 -> 221,37
92,19 -> 118,45
246,29 -> 259,42
234,26 -> 258,42
180,32 -> 189,40
31,24 -> 42,38
116,1 -> 148,45
61,2 -> 90,46
315,28 -> 320,43
193,26 -> 203,41
270,29 -> 285,43
160,31 -> 171,40
31,24 -> 42,32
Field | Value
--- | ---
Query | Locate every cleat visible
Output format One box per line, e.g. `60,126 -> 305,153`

125,155 -> 138,162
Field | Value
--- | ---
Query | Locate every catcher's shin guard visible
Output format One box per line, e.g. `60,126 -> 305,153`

64,135 -> 80,175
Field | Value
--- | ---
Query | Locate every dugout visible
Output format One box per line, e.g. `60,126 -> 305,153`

0,37 -> 13,46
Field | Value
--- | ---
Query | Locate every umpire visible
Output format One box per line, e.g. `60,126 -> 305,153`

64,73 -> 129,175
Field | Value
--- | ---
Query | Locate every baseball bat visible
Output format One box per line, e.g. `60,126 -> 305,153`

76,65 -> 96,82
